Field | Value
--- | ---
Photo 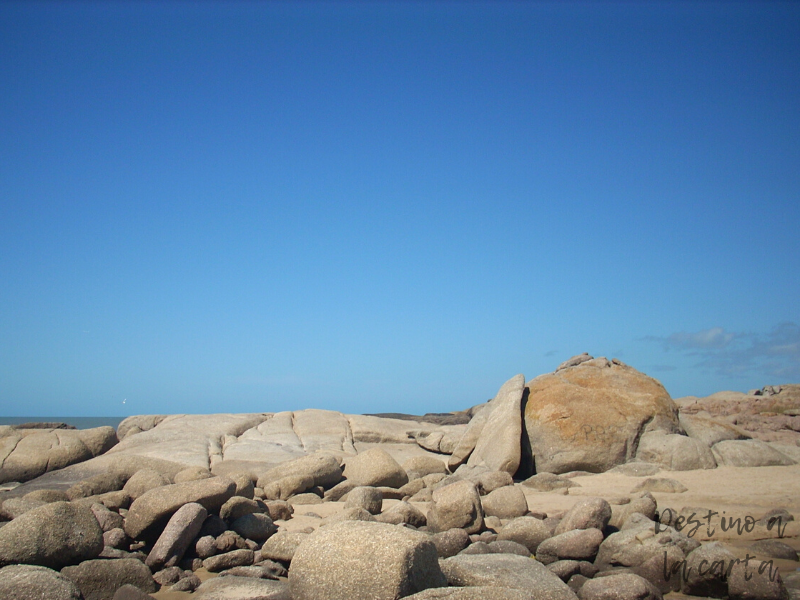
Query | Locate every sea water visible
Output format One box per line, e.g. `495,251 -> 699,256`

0,416 -> 126,430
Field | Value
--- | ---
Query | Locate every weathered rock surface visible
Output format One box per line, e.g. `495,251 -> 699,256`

256,452 -> 343,490
289,520 -> 447,600
536,528 -> 604,564
375,500 -> 427,527
594,522 -> 699,571
439,553 -> 578,600
123,476 -> 235,539
230,512 -> 277,542
711,439 -> 795,467
260,531 -> 309,562
728,556 -> 790,600
555,497 -> 612,535
343,447 -> 409,488
0,501 -> 103,568
481,484 -> 529,519
496,516 -> 553,553
345,486 -> 383,514
680,541 -> 737,598
61,558 -> 157,600
192,575 -> 291,600
0,564 -> 83,600
145,501 -> 207,569
402,455 -> 449,480
524,357 -> 680,473
406,587 -> 536,599
634,432 -> 717,471
110,413 -> 268,469
578,573 -> 662,600
427,479 -> 484,534
0,426 -> 118,484
467,374 -> 526,475
679,411 -> 750,447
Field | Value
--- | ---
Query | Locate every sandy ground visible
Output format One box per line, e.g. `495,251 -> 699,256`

151,464 -> 800,599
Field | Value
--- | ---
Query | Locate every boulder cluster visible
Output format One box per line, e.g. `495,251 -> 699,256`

0,354 -> 798,599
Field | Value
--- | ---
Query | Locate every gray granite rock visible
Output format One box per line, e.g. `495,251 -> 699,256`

289,520 -> 446,600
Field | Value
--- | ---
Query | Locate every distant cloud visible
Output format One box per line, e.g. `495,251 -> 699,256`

544,350 -> 559,357
643,322 -> 800,380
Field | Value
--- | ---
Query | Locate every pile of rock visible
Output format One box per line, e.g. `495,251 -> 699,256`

0,354 -> 798,598
0,455 -> 795,600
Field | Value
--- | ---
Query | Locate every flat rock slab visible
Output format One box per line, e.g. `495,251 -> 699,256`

109,413 -> 269,469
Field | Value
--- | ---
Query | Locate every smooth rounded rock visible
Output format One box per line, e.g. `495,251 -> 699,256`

0,501 -> 104,569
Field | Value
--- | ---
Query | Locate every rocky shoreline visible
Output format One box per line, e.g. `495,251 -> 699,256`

1,354 -> 799,599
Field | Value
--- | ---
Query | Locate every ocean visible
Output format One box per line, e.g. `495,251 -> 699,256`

0,417 -> 126,430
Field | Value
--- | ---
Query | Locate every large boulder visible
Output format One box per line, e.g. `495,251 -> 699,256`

343,448 -> 408,488
288,520 -> 447,600
448,405 -> 493,471
123,476 -> 236,540
0,501 -> 104,569
0,564 -> 83,600
61,558 -> 157,600
466,374 -> 526,475
523,357 -> 680,474
427,480 -> 484,534
438,554 -> 577,600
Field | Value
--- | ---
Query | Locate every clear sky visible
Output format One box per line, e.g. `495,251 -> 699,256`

1,1 -> 798,417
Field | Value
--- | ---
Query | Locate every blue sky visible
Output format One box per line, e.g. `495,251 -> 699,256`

1,2 -> 798,417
